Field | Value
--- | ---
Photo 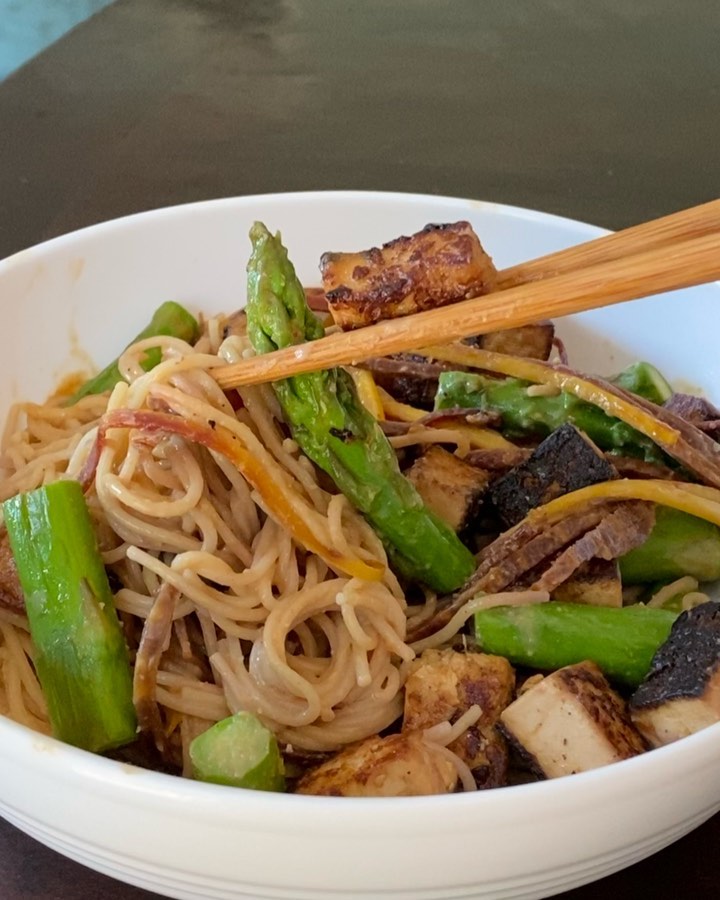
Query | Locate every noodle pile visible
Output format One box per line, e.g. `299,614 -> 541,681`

0,318 -> 417,770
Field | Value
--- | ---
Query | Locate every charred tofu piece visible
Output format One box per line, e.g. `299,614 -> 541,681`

320,221 -> 497,330
405,446 -> 491,532
500,661 -> 646,778
552,558 -> 623,608
630,601 -> 720,747
469,322 -> 555,361
490,423 -> 618,528
294,732 -> 457,797
403,649 -> 515,789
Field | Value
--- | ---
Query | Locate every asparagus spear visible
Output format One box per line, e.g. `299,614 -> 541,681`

3,480 -> 136,752
245,223 -> 476,593
474,602 -> 678,687
436,370 -> 667,462
67,301 -> 200,405
619,506 -> 720,583
190,711 -> 285,791
611,361 -> 673,405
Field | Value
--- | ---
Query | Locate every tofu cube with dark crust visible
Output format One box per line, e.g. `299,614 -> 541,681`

489,423 -> 618,528
552,558 -> 623,608
631,601 -> 720,747
469,322 -> 555,361
403,649 -> 515,789
320,221 -> 497,330
500,660 -> 646,778
295,732 -> 458,797
405,445 -> 491,532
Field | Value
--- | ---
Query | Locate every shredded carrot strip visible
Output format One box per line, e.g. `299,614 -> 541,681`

448,422 -> 516,450
377,389 -> 425,423
528,479 -> 720,528
376,387 -> 514,450
349,368 -> 385,420
99,409 -> 385,582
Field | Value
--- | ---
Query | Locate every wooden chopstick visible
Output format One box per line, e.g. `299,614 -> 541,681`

214,204 -> 720,391
496,198 -> 720,289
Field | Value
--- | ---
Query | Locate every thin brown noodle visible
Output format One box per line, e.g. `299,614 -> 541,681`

0,322 -> 413,765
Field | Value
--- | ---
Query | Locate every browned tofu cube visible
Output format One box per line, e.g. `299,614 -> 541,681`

500,661 -> 646,778
631,601 -> 720,747
295,732 -> 458,797
320,221 -> 497,330
406,445 -> 491,532
404,649 -> 515,788
489,423 -> 618,528
552,558 -> 623,608
471,322 -> 555,360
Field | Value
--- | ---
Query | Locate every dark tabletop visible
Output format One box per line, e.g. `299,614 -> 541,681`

0,0 -> 719,897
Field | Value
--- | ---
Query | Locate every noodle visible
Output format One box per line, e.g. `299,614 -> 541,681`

0,318 -> 416,766
2,289 -> 708,798
647,576 -> 699,608
410,590 -> 550,654
423,704 -> 483,746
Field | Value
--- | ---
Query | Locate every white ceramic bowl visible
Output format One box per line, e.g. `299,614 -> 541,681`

0,191 -> 719,900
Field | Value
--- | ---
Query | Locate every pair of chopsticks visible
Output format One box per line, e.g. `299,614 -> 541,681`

214,198 -> 720,391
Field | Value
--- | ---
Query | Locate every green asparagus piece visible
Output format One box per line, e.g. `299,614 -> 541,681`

610,361 -> 673,405
67,301 -> 200,405
474,602 -> 678,687
435,370 -> 667,462
245,223 -> 475,593
3,481 -> 136,752
620,506 -> 720,583
190,711 -> 285,791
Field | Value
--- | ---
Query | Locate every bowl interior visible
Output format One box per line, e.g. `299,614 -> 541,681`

2,191 -> 718,413
1,191 -> 719,900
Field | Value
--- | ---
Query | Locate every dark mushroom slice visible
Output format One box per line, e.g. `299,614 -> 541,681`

630,601 -> 720,747
361,354 -> 447,410
407,499 -> 654,644
424,345 -> 720,488
415,407 -> 503,430
320,221 -> 497,330
580,372 -> 720,488
403,649 -> 515,789
489,423 -> 619,529
405,445 -> 491,533
465,449 -> 680,482
361,324 -> 552,409
464,446 -> 533,473
530,501 -> 655,594
499,660 -> 646,778
664,393 -> 720,440
607,454 -> 682,481
407,502 -> 611,643
220,309 -> 248,341
133,582 -> 181,753
378,419 -> 414,438
378,408 -> 501,439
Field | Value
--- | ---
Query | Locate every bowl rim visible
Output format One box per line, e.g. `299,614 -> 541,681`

2,708 -> 720,829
